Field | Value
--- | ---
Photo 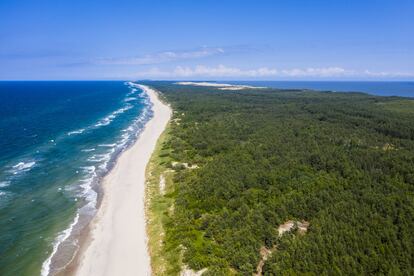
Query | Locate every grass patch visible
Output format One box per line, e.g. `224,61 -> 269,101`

145,124 -> 182,275
377,99 -> 414,114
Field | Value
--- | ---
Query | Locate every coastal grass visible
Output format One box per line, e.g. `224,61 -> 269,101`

145,124 -> 182,275
377,99 -> 414,114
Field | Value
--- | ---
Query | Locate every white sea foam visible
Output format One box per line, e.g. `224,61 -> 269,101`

40,213 -> 80,276
116,133 -> 130,149
126,90 -> 137,97
67,128 -> 86,136
13,161 -> 35,170
0,181 -> 10,188
81,166 -> 96,174
68,164 -> 103,219
78,166 -> 98,212
70,85 -> 137,133
87,154 -> 111,163
79,166 -> 97,202
94,104 -> 133,127
11,161 -> 36,174
79,179 -> 97,208
98,143 -> 117,147
128,81 -> 138,86
81,148 -> 95,152
122,125 -> 134,132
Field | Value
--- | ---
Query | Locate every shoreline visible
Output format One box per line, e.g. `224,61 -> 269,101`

42,82 -> 154,276
70,84 -> 171,276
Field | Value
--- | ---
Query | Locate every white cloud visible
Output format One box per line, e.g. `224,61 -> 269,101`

133,65 -> 414,79
135,65 -> 280,78
95,47 -> 224,65
135,65 -> 350,78
173,65 -> 278,77
362,70 -> 414,78
281,67 -> 349,77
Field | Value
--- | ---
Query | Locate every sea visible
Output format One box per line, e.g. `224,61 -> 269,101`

0,81 -> 413,275
0,81 -> 152,276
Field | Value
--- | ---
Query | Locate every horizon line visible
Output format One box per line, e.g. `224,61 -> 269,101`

1,79 -> 414,82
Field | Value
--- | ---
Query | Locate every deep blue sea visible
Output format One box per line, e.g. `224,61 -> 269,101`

0,81 -> 152,276
228,81 -> 414,97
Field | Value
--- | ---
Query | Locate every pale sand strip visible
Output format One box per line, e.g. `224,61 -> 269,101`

75,84 -> 171,276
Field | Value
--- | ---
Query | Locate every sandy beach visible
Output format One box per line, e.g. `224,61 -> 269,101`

74,84 -> 171,276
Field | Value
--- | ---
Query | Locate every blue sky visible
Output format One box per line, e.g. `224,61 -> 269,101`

1,0 -> 413,80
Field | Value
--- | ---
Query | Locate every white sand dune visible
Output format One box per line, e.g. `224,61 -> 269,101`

75,84 -> 171,276
176,81 -> 265,90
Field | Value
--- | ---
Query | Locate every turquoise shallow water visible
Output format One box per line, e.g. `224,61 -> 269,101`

0,81 -> 152,275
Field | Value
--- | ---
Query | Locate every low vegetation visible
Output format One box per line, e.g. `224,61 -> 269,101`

145,81 -> 414,275
145,127 -> 182,275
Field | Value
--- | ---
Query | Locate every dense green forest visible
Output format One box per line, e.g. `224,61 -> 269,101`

144,81 -> 414,275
